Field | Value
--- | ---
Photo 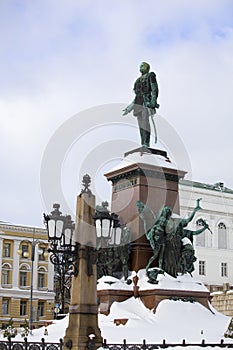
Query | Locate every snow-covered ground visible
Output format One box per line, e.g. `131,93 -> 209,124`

99,297 -> 230,343
0,271 -> 232,350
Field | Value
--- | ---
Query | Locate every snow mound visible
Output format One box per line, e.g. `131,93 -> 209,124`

99,297 -> 231,343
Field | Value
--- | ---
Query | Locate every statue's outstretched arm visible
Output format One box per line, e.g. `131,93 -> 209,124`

192,226 -> 207,236
181,198 -> 202,227
192,218 -> 213,236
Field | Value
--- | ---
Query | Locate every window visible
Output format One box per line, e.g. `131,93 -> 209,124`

38,247 -> 46,261
2,263 -> 11,285
38,267 -> 47,289
2,270 -> 10,285
2,299 -> 9,315
38,302 -> 44,317
199,260 -> 206,275
221,262 -> 228,277
218,223 -> 227,249
21,244 -> 29,258
19,266 -> 29,287
20,300 -> 27,316
195,219 -> 205,247
38,273 -> 45,288
20,272 -> 27,286
3,243 -> 11,257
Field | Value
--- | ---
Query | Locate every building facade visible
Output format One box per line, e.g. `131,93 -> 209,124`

179,179 -> 233,291
0,223 -> 55,329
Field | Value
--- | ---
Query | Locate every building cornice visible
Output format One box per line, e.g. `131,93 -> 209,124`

0,287 -> 55,300
0,223 -> 46,235
180,179 -> 233,195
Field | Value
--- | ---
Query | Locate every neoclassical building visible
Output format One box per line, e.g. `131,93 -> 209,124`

0,224 -> 55,329
179,179 -> 233,290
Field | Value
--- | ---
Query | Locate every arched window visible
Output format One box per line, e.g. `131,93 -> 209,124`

2,263 -> 12,285
19,264 -> 30,287
37,266 -> 47,289
218,222 -> 227,249
195,219 -> 205,247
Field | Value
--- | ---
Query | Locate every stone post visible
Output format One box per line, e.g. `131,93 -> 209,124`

63,191 -> 102,350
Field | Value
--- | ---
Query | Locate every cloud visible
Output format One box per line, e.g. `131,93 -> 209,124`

0,0 -> 233,225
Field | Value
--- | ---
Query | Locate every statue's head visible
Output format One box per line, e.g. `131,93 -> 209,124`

140,62 -> 150,74
162,206 -> 172,219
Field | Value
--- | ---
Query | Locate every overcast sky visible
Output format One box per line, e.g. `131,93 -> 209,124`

1,0 -> 233,227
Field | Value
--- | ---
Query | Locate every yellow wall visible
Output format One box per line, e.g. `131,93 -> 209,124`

0,225 -> 55,329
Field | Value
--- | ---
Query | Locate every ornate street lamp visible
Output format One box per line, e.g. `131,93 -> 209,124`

44,204 -> 80,314
93,202 -> 131,279
93,202 -> 125,246
44,204 -> 79,277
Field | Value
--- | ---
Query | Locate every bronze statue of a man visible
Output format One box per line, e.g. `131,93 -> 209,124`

123,62 -> 159,148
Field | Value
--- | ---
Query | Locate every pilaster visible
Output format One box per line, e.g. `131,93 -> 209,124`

12,240 -> 21,288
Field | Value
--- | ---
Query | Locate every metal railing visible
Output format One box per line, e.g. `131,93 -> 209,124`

0,338 -> 63,350
102,338 -> 233,349
1,337 -> 233,350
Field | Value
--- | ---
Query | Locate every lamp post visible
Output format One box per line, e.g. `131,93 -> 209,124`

17,229 -> 46,333
29,236 -> 35,333
43,204 -> 79,313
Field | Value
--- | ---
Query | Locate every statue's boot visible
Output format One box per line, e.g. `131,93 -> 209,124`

141,130 -> 150,148
144,131 -> 150,147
